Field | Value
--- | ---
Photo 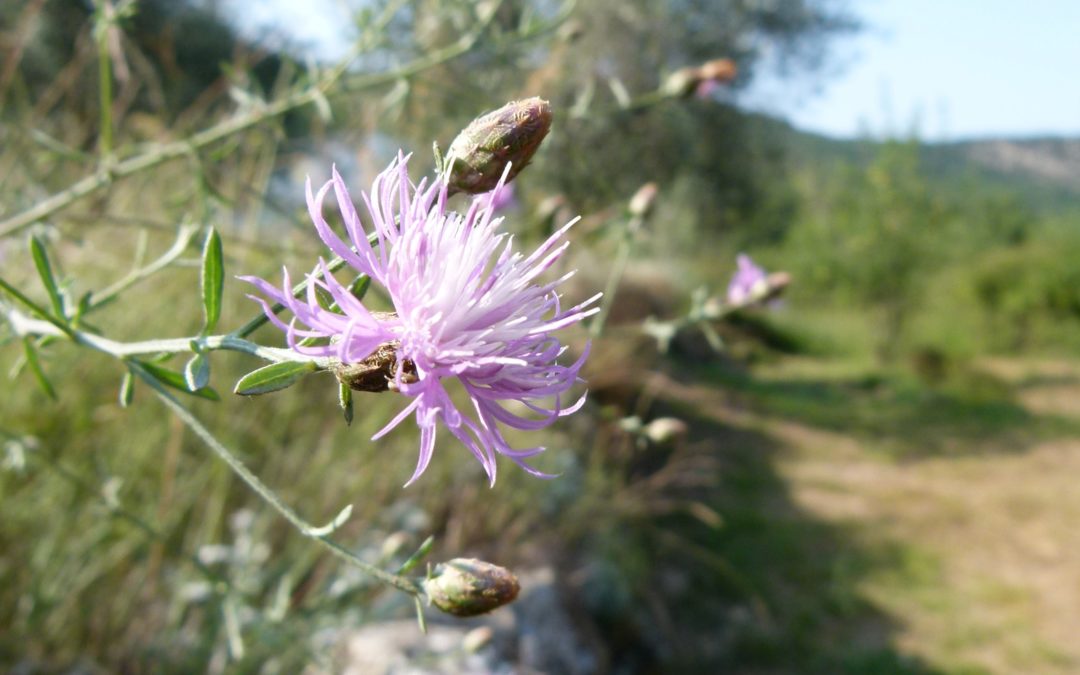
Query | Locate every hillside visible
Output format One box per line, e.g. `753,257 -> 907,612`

772,118 -> 1080,213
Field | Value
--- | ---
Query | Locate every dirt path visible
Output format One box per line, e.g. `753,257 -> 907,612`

656,360 -> 1080,674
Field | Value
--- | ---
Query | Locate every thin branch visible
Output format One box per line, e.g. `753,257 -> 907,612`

87,224 -> 200,312
0,0 -> 504,239
129,361 -> 423,597
3,306 -> 325,365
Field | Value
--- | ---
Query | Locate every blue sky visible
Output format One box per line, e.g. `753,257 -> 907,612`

751,0 -> 1080,140
225,0 -> 1080,141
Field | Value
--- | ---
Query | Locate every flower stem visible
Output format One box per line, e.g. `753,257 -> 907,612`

95,2 -> 113,159
2,303 -> 422,596
589,216 -> 640,338
129,360 -> 424,597
85,225 -> 200,315
2,307 -> 327,365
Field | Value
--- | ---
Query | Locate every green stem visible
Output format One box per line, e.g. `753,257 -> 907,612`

86,225 -> 199,314
589,217 -> 639,338
3,308 -> 324,364
96,5 -> 113,159
4,301 -> 423,597
129,361 -> 423,597
0,86 -> 319,238
569,88 -> 673,120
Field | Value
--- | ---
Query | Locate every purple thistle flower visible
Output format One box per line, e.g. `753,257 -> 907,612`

240,153 -> 599,486
726,253 -> 768,306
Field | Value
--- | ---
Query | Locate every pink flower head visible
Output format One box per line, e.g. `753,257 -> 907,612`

726,253 -> 768,306
241,153 -> 599,486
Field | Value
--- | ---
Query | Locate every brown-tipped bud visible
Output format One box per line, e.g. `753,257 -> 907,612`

423,558 -> 521,617
628,182 -> 658,219
662,59 -> 738,99
761,271 -> 792,302
698,58 -> 737,83
445,98 -> 553,195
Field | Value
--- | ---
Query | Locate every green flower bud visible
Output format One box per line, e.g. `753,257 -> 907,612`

444,98 -> 553,195
423,558 -> 521,617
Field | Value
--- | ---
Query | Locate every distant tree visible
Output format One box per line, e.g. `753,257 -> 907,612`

1,0 -> 291,127
785,141 -> 956,360
379,0 -> 856,242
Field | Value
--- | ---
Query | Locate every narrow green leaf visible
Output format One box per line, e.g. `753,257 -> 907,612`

22,338 -> 57,400
200,228 -> 224,334
396,535 -> 436,575
137,360 -> 220,401
233,360 -> 317,396
31,234 -> 65,320
304,504 -> 353,537
119,371 -> 135,407
339,381 -> 353,425
184,353 -> 211,391
432,141 -> 444,174
73,291 -> 92,327
348,274 -> 371,302
314,285 -> 335,311
297,335 -> 332,348
311,88 -> 332,122
0,277 -> 48,316
414,596 -> 428,634
0,276 -> 73,337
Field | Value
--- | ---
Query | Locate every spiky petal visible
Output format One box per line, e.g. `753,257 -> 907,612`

241,153 -> 598,486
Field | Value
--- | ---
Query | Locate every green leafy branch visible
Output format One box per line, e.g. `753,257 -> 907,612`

1,228 -> 430,605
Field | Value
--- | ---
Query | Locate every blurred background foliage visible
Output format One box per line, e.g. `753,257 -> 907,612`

3,0 -> 1080,673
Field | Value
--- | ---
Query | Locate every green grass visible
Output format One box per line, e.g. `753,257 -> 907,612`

682,349 -> 1080,460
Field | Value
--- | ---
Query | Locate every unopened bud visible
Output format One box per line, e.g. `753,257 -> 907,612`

698,58 -> 737,83
761,271 -> 791,302
662,58 -> 738,99
662,67 -> 701,98
643,417 -> 688,444
423,558 -> 521,617
628,182 -> 658,218
445,98 -> 553,195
